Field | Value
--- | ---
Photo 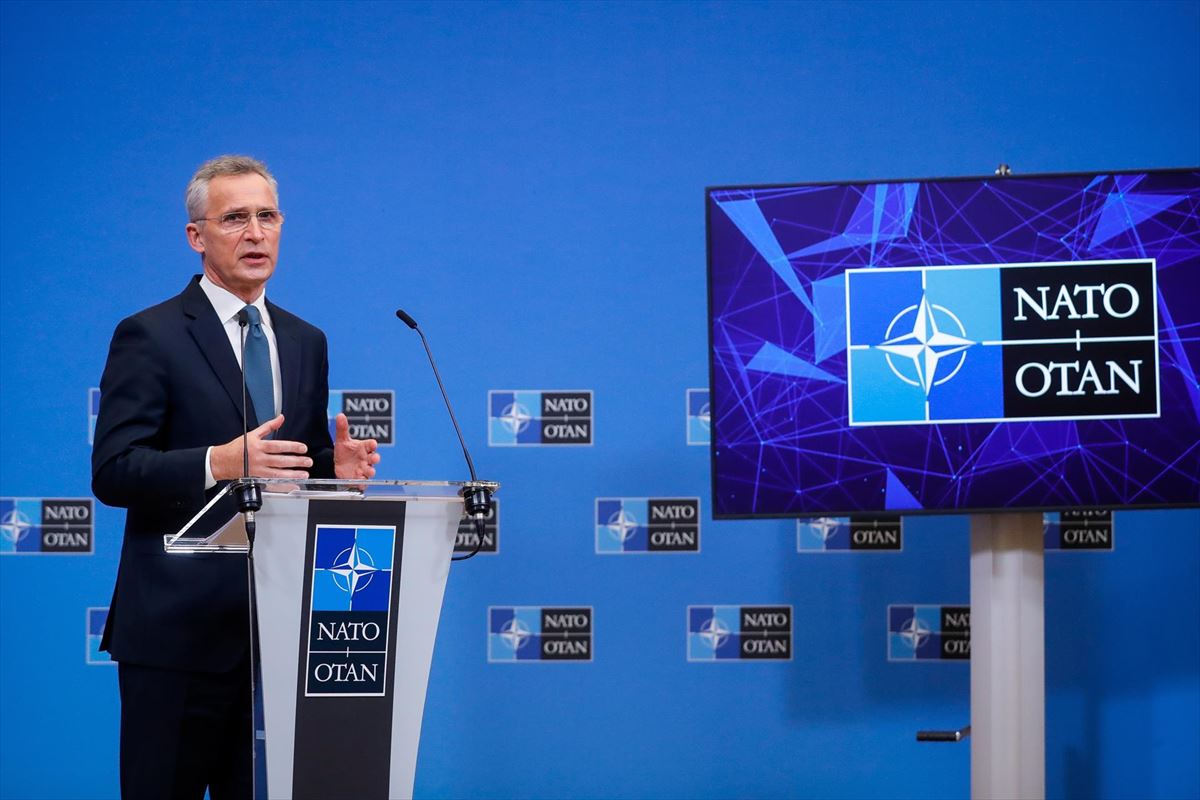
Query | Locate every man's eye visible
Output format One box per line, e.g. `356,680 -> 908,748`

221,212 -> 250,225
256,210 -> 280,224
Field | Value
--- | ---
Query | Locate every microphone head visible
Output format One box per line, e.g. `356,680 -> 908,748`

237,309 -> 250,326
395,308 -> 419,329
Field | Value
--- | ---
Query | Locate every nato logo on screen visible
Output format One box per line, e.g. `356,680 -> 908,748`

846,260 -> 1159,425
328,390 -> 394,445
888,604 -> 970,661
488,390 -> 593,446
686,388 -> 710,446
687,605 -> 792,661
1044,509 -> 1114,551
305,524 -> 395,696
88,388 -> 100,445
86,607 -> 112,665
488,606 -> 593,662
595,498 -> 700,553
455,499 -> 498,554
796,516 -> 902,552
0,498 -> 93,555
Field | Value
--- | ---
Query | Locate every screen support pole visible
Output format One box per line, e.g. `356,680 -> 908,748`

969,512 -> 1045,800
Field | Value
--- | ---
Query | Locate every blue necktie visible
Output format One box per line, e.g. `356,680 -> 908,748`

241,305 -> 275,427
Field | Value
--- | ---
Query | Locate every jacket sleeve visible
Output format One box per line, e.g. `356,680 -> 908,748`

307,330 -> 336,479
91,315 -> 208,510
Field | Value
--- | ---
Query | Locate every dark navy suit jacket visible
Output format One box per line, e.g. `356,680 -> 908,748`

92,275 -> 335,672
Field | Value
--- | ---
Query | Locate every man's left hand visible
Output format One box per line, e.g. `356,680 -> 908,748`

333,412 -> 381,479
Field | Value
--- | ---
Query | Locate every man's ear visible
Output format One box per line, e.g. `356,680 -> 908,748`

185,222 -> 205,255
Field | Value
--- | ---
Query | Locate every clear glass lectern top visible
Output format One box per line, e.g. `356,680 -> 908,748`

163,478 -> 496,554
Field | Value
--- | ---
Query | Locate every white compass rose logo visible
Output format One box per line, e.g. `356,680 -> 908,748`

807,517 -> 841,542
876,293 -> 975,395
329,543 -> 379,597
606,509 -> 639,542
0,509 -> 33,545
899,616 -> 931,649
499,402 -> 532,435
499,618 -> 532,651
699,616 -> 730,649
697,402 -> 711,431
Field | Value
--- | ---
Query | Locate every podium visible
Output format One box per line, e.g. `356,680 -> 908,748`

164,478 -> 496,800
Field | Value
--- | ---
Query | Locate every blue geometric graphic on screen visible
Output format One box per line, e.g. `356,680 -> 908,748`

811,274 -> 847,362
0,499 -> 41,553
789,182 -> 918,259
797,517 -> 850,550
312,526 -> 393,612
688,606 -> 742,661
713,197 -> 812,312
709,170 -> 1200,514
489,607 -> 542,661
1090,190 -> 1186,249
747,342 -> 844,383
885,471 -> 921,511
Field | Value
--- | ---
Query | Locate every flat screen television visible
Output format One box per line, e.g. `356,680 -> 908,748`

705,168 -> 1200,517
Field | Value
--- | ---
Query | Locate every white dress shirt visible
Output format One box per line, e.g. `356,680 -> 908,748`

198,275 -> 283,489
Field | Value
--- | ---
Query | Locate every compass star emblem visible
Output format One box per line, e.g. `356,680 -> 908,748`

0,509 -> 33,545
807,517 -> 841,542
499,402 -> 532,435
876,293 -> 975,396
500,618 -> 532,651
328,543 -> 379,600
606,509 -> 639,542
699,616 -> 730,649
697,402 -> 711,431
900,616 -> 931,649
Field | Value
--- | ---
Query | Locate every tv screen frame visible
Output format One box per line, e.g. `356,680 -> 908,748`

705,167 -> 1200,519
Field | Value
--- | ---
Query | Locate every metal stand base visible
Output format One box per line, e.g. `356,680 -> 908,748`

970,512 -> 1045,800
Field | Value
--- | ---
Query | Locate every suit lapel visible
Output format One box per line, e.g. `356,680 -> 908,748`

182,277 -> 247,421
268,299 -> 302,423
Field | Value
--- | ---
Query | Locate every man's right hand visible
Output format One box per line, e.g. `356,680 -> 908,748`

210,414 -> 313,481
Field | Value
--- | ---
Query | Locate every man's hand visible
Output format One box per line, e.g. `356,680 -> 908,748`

210,414 -> 313,481
334,412 -> 381,479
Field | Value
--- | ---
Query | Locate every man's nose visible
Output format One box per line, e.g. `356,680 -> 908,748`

243,216 -> 266,239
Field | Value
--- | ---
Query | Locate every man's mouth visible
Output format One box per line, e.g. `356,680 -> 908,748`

242,252 -> 269,264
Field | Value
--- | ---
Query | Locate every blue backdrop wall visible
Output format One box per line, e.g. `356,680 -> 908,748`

2,2 -> 1198,798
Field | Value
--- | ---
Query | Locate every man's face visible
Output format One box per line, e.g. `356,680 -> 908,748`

185,173 -> 281,302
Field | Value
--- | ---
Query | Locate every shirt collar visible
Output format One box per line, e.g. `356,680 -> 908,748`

198,274 -> 270,327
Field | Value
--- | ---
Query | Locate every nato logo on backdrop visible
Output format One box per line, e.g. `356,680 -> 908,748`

86,607 -> 112,665
488,390 -> 593,446
488,606 -> 593,662
328,390 -> 395,445
455,499 -> 498,554
686,388 -> 710,446
595,498 -> 700,553
797,516 -> 903,551
88,388 -> 101,444
846,260 -> 1159,426
1044,508 -> 1114,550
687,605 -> 793,661
0,498 -> 93,555
888,604 -> 970,661
305,524 -> 396,696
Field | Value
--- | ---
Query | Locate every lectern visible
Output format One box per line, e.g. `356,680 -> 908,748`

164,478 -> 496,800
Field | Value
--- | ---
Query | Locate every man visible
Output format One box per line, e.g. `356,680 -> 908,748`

92,155 -> 380,799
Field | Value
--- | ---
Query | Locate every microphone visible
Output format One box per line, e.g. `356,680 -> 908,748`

236,309 -> 263,547
395,308 -> 494,560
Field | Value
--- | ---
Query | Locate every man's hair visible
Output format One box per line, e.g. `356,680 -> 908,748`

185,155 -> 279,221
